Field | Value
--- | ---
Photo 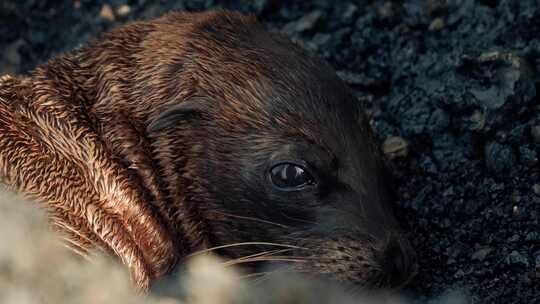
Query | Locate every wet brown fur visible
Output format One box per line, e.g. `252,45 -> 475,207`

0,11 -> 416,291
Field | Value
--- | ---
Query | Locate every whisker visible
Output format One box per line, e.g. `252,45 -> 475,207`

226,254 -> 329,267
278,211 -> 317,225
187,242 -> 304,258
209,211 -> 289,228
280,235 -> 319,243
223,249 -> 292,269
224,256 -> 308,267
235,249 -> 293,261
238,271 -> 273,280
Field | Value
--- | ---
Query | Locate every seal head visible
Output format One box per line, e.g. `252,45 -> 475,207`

143,11 -> 417,289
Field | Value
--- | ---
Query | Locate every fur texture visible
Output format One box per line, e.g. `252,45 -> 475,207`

0,11 -> 416,291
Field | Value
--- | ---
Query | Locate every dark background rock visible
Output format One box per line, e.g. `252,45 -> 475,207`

1,1 -> 539,303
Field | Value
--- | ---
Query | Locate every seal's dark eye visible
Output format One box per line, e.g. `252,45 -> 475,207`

269,163 -> 316,190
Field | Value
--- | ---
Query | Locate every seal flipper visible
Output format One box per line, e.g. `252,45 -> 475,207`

0,72 -> 179,291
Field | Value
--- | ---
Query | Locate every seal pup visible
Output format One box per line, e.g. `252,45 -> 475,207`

0,11 -> 417,291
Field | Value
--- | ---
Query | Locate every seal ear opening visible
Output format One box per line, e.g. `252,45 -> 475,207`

147,98 -> 207,133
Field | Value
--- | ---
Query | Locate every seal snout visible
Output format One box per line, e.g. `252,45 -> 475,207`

378,236 -> 418,288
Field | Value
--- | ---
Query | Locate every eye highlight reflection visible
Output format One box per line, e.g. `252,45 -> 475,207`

269,162 -> 316,190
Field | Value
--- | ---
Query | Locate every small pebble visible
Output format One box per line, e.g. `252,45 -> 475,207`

336,70 -> 370,86
533,183 -> 540,196
311,33 -> 331,49
116,5 -> 131,17
512,205 -> 519,215
454,269 -> 465,278
484,142 -> 515,174
100,4 -> 115,22
525,232 -> 539,241
519,146 -> 538,166
382,136 -> 409,159
252,0 -> 270,15
341,3 -> 358,22
471,247 -> 492,261
462,110 -> 486,131
283,11 -> 322,34
378,2 -> 394,19
429,17 -> 445,31
507,250 -> 529,266
508,234 -> 519,242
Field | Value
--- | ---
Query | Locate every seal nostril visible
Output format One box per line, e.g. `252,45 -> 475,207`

392,250 -> 406,274
382,238 -> 416,288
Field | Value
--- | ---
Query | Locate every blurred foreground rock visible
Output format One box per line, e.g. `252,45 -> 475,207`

0,190 -> 469,304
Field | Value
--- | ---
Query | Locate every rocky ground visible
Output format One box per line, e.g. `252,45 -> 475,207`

0,0 -> 538,303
